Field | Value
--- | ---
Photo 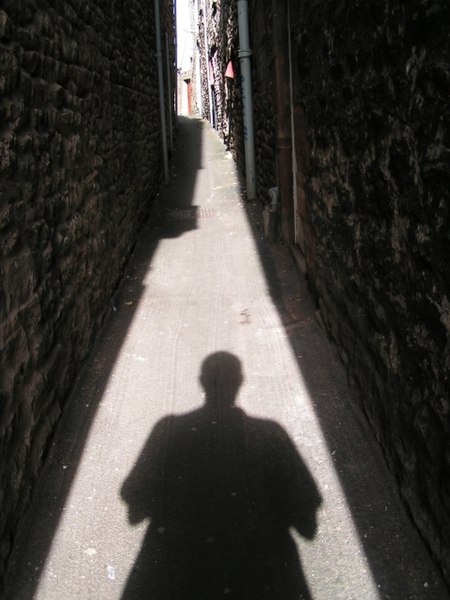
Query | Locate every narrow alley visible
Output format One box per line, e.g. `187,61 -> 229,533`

3,118 -> 448,599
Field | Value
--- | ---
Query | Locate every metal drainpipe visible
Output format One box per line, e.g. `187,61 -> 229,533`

166,32 -> 174,152
154,0 -> 169,183
237,0 -> 256,201
174,0 -> 178,117
287,1 -> 298,244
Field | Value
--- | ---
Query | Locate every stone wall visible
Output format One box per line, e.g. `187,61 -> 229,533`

291,0 -> 450,581
190,0 -> 247,182
0,0 -> 171,579
195,4 -> 210,121
198,0 -> 275,201
204,0 -> 243,165
249,0 -> 276,203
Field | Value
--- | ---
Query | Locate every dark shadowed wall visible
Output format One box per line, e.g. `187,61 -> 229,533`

0,0 -> 172,578
290,0 -> 450,581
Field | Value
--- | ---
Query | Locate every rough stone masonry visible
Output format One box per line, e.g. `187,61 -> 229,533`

289,0 -> 450,583
0,0 -> 169,580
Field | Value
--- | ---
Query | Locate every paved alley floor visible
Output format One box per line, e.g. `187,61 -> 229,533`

4,117 -> 449,600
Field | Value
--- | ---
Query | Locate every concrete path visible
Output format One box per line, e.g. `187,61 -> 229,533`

4,118 -> 448,600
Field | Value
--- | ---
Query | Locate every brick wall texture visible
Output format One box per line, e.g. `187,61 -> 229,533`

199,0 -> 450,583
0,0 -> 171,578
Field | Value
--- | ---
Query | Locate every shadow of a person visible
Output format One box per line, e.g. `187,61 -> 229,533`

121,352 -> 322,600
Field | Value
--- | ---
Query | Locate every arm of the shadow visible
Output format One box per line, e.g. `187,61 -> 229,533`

271,425 -> 323,540
121,418 -> 169,525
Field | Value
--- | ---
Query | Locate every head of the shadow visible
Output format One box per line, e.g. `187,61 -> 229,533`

199,351 -> 243,413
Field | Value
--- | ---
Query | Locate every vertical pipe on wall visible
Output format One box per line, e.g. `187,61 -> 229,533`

287,1 -> 298,245
174,0 -> 178,117
237,0 -> 256,200
166,32 -> 174,152
154,0 -> 169,182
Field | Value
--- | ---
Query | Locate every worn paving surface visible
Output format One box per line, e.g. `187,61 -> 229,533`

4,117 -> 449,600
